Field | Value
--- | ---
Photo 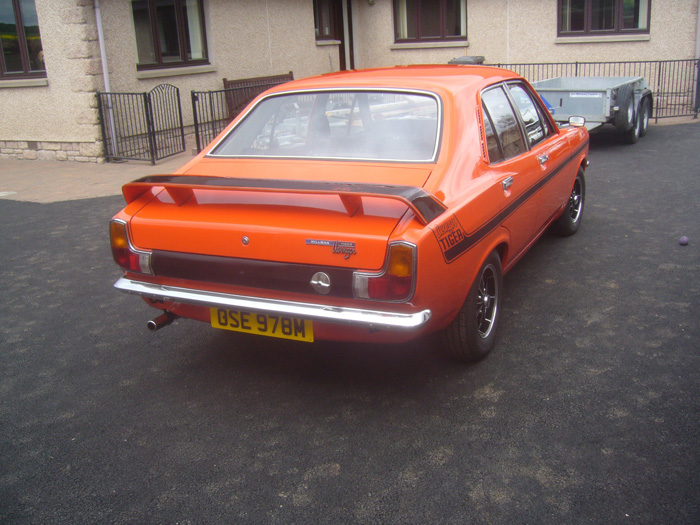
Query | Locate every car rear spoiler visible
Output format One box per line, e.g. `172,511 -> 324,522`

122,175 -> 448,225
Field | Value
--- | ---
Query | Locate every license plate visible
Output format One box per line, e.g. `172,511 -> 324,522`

210,308 -> 314,342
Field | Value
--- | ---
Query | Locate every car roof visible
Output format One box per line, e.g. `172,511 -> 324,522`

266,65 -> 521,98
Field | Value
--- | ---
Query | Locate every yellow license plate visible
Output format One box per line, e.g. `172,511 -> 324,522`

210,308 -> 314,342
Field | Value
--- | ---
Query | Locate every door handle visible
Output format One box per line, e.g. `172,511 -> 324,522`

502,176 -> 514,191
538,154 -> 549,165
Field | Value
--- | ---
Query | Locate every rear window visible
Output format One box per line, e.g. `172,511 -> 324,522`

209,90 -> 441,162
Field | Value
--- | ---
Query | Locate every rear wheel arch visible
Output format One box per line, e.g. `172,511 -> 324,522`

579,156 -> 588,174
442,249 -> 503,362
436,236 -> 507,313
553,167 -> 585,236
493,241 -> 510,272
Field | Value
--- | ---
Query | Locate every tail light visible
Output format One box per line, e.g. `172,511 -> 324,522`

353,242 -> 416,302
110,219 -> 152,274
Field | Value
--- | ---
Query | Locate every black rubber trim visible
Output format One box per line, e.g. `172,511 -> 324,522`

151,250 -> 355,298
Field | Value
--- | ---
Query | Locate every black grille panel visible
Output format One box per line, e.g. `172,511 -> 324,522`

151,251 -> 355,298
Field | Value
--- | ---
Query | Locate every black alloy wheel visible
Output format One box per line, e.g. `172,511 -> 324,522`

443,251 -> 503,362
554,169 -> 585,236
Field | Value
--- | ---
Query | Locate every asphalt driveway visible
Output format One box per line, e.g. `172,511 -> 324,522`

1,122 -> 699,523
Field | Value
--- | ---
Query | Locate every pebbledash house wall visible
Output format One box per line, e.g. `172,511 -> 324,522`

1,0 -> 698,163
97,0 -> 339,130
0,0 -> 104,162
0,0 -> 340,163
352,0 -> 699,68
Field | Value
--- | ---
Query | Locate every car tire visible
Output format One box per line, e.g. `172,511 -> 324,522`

443,251 -> 502,362
638,96 -> 651,137
554,169 -> 585,236
614,84 -> 635,132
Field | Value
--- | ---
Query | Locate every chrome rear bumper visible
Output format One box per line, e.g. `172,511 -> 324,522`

114,277 -> 432,330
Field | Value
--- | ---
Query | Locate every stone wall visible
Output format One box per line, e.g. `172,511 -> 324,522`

1,0 -> 335,163
0,0 -> 105,162
0,140 -> 104,162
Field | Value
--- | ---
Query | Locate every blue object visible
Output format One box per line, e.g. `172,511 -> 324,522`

540,95 -> 555,115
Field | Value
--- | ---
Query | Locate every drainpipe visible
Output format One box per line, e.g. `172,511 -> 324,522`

696,0 -> 700,116
696,0 -> 700,60
94,0 -> 118,156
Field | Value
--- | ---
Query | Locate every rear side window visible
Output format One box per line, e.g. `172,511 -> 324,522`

482,107 -> 503,163
508,84 -> 552,147
481,87 -> 526,161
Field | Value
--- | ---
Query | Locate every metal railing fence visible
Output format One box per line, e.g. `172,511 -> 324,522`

192,74 -> 294,153
190,88 -> 233,153
97,84 -> 186,164
489,59 -> 700,121
189,60 -> 698,155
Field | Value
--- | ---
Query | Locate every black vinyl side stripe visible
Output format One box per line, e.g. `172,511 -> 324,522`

440,139 -> 588,263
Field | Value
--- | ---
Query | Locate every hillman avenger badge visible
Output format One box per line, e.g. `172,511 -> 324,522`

306,239 -> 357,259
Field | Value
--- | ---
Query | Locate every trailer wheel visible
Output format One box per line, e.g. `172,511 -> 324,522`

638,96 -> 651,137
614,84 -> 635,133
622,111 -> 640,144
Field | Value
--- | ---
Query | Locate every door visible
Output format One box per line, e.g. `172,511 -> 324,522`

505,82 -> 571,228
481,86 -> 541,258
314,0 -> 354,70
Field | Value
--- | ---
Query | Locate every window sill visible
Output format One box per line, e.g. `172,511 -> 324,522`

316,39 -> 341,46
555,34 -> 650,44
136,64 -> 217,79
391,41 -> 468,50
0,77 -> 48,89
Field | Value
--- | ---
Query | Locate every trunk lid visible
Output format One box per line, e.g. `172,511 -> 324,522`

127,163 -> 434,270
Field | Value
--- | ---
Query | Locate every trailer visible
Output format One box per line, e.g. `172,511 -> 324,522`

533,76 -> 653,144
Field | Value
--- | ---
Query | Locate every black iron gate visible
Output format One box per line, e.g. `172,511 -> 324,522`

191,72 -> 294,153
97,84 -> 186,164
190,88 -> 233,154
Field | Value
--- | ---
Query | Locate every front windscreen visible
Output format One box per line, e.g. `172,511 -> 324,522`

209,90 -> 440,162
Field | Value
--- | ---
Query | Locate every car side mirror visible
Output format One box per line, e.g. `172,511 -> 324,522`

568,116 -> 586,128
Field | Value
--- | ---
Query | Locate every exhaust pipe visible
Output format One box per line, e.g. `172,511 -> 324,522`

147,311 -> 177,331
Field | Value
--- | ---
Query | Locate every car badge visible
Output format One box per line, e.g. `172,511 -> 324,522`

306,239 -> 357,259
310,272 -> 331,294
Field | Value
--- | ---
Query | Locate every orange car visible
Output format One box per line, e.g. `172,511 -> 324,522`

110,65 -> 588,361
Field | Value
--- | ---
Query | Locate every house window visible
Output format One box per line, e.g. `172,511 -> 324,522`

559,0 -> 650,35
0,0 -> 45,79
394,0 -> 467,42
131,0 -> 208,70
314,0 -> 343,41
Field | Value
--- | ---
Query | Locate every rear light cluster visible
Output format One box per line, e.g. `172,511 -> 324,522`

110,219 -> 152,275
353,242 -> 416,302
